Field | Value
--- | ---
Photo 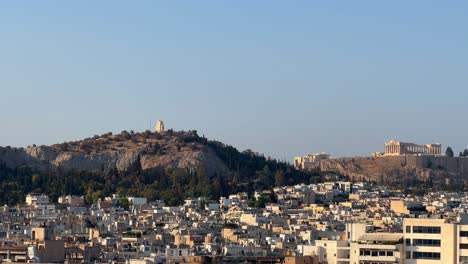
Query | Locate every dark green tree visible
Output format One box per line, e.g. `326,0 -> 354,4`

463,149 -> 468,157
120,197 -> 130,210
274,170 -> 286,187
446,146 -> 454,157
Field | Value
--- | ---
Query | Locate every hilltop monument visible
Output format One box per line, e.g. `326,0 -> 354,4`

384,140 -> 441,156
155,120 -> 165,132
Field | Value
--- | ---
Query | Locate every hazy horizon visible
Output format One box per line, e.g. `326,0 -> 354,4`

1,1 -> 467,161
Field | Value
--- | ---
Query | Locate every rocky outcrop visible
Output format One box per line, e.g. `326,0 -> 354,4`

26,146 -> 58,161
0,131 -> 230,177
53,151 -> 118,171
116,151 -> 140,173
319,156 -> 467,184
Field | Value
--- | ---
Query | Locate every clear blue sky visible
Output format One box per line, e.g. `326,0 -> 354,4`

1,1 -> 467,160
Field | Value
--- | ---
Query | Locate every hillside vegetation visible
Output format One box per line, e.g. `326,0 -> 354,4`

0,130 -> 315,205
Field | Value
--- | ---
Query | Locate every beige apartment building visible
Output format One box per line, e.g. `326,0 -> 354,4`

328,220 -> 468,264
458,224 -> 468,264
390,200 -> 425,215
403,218 -> 456,264
349,233 -> 404,264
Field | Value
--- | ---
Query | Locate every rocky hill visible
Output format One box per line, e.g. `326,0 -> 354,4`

319,155 -> 468,188
0,130 -> 229,176
0,129 -> 310,205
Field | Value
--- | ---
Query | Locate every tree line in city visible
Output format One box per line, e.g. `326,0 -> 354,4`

446,146 -> 468,158
0,140 -> 319,206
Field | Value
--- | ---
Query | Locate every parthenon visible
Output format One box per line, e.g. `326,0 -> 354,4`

384,140 -> 442,156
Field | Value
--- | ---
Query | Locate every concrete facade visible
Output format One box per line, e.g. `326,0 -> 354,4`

403,218 -> 457,264
349,233 -> 404,264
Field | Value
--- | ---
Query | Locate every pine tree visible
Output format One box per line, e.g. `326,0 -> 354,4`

446,146 -> 454,157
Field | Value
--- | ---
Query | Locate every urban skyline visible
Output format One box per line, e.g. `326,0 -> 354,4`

1,2 -> 468,263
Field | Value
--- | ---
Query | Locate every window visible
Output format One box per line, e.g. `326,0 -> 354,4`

360,249 -> 395,257
405,238 -> 411,246
461,231 -> 468,237
406,251 -> 411,259
413,226 -> 441,234
413,239 -> 441,247
406,226 -> 411,233
413,252 -> 441,260
460,244 -> 468,249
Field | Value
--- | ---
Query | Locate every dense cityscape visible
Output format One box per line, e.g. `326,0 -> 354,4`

1,124 -> 468,263
2,1 -> 467,264
2,178 -> 468,263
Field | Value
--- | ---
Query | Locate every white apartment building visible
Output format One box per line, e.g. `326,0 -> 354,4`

309,219 -> 468,264
25,194 -> 50,207
403,218 -> 456,263
298,240 -> 350,264
458,223 -> 468,264
350,233 -> 404,264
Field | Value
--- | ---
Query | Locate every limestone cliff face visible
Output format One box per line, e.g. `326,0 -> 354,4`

0,131 -> 230,177
319,156 -> 468,183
